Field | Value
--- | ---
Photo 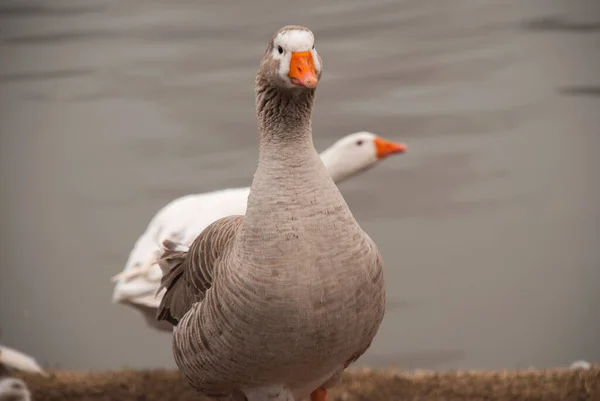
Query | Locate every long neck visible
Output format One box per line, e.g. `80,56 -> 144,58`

237,76 -> 357,263
245,77 -> 330,212
253,76 -> 322,178
255,77 -> 316,158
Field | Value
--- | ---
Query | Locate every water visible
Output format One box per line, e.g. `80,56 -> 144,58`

0,0 -> 598,371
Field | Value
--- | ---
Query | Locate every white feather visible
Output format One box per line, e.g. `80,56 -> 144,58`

276,29 -> 314,53
0,345 -> 45,375
570,360 -> 591,370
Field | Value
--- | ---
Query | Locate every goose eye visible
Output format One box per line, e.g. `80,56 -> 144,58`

312,45 -> 315,50
277,46 -> 284,54
356,140 -> 364,146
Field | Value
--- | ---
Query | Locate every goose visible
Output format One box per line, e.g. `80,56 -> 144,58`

0,345 -> 45,376
0,345 -> 42,401
112,131 -> 406,332
0,378 -> 31,401
155,25 -> 394,401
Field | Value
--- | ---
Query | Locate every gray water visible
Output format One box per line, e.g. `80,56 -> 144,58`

0,0 -> 599,371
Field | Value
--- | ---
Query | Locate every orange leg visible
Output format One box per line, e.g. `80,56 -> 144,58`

310,387 -> 327,401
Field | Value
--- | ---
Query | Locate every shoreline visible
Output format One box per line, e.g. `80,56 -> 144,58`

11,366 -> 599,401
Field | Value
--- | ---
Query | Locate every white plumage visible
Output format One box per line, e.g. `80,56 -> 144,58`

0,345 -> 44,375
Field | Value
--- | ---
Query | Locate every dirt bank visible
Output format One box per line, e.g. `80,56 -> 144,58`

13,366 -> 600,401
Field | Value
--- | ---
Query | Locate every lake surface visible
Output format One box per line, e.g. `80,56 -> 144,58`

0,0 -> 599,370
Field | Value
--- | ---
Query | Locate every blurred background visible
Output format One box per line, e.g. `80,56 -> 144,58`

0,0 -> 598,372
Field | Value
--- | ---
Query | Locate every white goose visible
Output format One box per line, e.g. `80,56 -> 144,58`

112,131 -> 406,331
0,345 -> 44,375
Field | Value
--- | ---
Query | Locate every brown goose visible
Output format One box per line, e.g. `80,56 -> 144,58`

157,25 -> 387,401
111,131 -> 406,334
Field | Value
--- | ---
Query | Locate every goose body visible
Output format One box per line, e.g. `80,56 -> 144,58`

156,26 -> 395,401
0,345 -> 44,376
112,131 -> 405,332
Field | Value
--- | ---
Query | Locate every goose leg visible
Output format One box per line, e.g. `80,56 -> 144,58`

310,387 -> 327,401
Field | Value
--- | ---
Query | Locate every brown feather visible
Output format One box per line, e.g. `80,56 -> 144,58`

156,216 -> 244,326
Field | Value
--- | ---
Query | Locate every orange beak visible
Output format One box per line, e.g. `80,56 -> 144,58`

288,51 -> 318,88
374,137 -> 407,159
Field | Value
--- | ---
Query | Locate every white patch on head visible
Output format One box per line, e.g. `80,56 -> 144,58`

0,378 -> 31,401
271,29 -> 321,87
332,131 -> 377,161
277,29 -> 314,52
319,131 -> 380,183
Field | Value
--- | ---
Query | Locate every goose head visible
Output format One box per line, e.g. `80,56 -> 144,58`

319,131 -> 407,184
0,378 -> 31,401
258,25 -> 322,90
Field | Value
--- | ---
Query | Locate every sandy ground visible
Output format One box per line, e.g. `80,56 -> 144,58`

11,366 -> 600,401
0,0 -> 599,370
